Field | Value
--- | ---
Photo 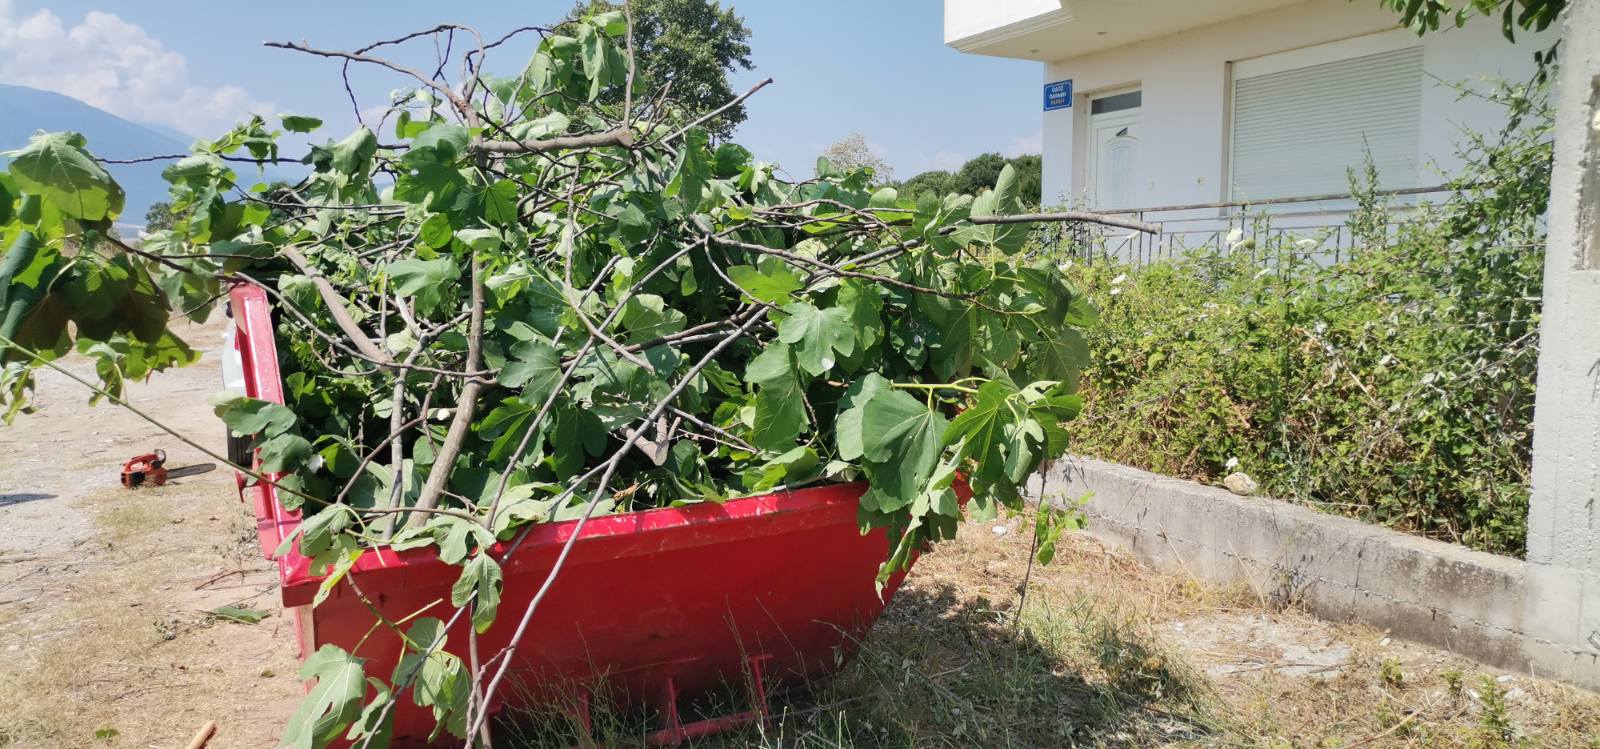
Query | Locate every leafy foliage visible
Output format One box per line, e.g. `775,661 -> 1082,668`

896,152 -> 1043,208
565,0 -> 754,140
0,12 -> 1093,746
1375,0 -> 1565,41
1061,76 -> 1552,556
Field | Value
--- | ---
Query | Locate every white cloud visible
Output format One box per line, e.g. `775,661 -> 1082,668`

0,3 -> 273,138
1004,129 -> 1043,157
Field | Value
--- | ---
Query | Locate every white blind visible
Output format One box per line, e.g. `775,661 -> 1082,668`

1230,45 -> 1424,201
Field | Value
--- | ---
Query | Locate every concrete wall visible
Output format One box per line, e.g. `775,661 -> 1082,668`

1525,0 -> 1600,683
1034,458 -> 1600,687
1038,0 -> 1554,207
943,0 -> 1061,45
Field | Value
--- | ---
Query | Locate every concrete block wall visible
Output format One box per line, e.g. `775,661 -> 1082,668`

1032,458 -> 1600,688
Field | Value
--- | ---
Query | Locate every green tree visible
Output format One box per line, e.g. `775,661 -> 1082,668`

1006,154 -> 1043,206
896,170 -> 956,202
566,0 -> 754,139
898,153 -> 1043,207
142,200 -> 177,232
1375,0 -> 1565,40
952,153 -> 1007,196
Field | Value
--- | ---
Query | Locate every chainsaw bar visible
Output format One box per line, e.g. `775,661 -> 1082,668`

165,463 -> 217,480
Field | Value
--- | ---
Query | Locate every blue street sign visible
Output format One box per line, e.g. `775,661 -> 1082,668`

1043,80 -> 1073,111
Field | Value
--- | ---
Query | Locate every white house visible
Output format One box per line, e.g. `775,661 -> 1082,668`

944,0 -> 1555,256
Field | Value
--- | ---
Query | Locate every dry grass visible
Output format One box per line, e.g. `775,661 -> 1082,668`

0,480 -> 301,749
503,508 -> 1600,748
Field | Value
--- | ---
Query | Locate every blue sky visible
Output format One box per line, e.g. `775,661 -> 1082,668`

0,1 -> 1044,180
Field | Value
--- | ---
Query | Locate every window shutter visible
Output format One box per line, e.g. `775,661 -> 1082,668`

1230,45 -> 1424,201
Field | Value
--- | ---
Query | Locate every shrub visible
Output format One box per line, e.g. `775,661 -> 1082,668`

1058,75 -> 1552,556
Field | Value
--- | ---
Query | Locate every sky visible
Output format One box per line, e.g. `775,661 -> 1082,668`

0,0 -> 1045,181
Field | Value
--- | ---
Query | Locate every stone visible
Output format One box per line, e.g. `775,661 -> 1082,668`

1223,472 -> 1258,496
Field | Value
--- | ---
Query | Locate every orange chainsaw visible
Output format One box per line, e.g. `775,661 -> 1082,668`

120,449 -> 216,488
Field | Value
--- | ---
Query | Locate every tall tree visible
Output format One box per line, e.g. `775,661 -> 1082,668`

566,0 -> 754,139
818,132 -> 893,183
142,200 -> 177,232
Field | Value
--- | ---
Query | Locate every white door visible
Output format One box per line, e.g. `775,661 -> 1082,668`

1085,90 -> 1141,210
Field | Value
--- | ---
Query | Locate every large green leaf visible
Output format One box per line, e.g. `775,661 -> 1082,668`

214,396 -> 298,437
388,257 -> 460,314
281,115 -> 323,133
777,301 -> 855,376
498,339 -> 561,401
726,261 -> 803,305
328,127 -> 378,178
960,163 -> 1029,253
945,378 -> 1022,487
396,618 -> 470,741
834,372 -> 891,461
619,294 -> 687,344
746,342 -> 808,451
860,387 -> 948,510
4,131 -> 125,221
281,645 -> 366,749
451,553 -> 503,633
258,432 -> 313,473
0,231 -> 67,352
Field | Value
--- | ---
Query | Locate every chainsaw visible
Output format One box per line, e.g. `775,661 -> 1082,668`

120,449 -> 216,488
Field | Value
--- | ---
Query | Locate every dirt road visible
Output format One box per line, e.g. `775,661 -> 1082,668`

0,321 -> 300,748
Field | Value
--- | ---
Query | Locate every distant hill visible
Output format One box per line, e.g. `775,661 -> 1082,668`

0,84 -> 188,227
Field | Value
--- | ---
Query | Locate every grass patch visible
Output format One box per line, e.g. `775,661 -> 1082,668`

498,507 -> 1600,748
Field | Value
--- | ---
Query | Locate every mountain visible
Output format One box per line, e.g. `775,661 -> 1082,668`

0,84 -> 188,227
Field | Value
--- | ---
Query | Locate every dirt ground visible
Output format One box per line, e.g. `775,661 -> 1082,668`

1,325 -> 1597,748
0,320 -> 301,749
874,517 -> 1600,747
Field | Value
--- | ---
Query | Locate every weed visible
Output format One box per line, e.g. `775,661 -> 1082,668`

1443,667 -> 1465,698
1379,657 -> 1404,688
1473,675 -> 1518,747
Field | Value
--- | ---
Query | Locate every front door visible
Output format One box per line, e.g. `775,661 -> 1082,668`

1085,90 -> 1141,210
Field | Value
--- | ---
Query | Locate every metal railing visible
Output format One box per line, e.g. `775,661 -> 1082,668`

1063,185 -> 1455,266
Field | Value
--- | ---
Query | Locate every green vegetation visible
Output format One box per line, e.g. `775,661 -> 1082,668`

0,12 -> 1097,745
896,153 -> 1044,208
1376,0 -> 1565,42
1060,76 -> 1552,556
500,514 -> 1600,747
565,0 -> 754,140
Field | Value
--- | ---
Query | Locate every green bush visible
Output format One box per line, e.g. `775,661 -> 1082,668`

1059,76 -> 1551,556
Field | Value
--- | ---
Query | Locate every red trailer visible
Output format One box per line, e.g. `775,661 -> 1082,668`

227,285 -> 924,745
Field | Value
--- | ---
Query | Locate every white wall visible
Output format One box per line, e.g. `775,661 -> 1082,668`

1037,0 -> 1554,208
943,0 -> 1061,46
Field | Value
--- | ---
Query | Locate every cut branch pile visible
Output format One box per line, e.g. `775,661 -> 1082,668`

0,9 -> 1149,746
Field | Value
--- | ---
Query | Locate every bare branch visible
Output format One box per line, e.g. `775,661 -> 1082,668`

279,248 -> 395,365
473,127 -> 637,155
408,254 -> 487,528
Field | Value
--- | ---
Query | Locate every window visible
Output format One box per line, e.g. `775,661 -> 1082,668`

1230,38 -> 1424,201
1090,90 -> 1141,115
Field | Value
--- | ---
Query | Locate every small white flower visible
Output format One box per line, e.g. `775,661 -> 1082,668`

1111,273 -> 1128,285
1109,287 -> 1123,296
1225,456 -> 1239,469
1296,238 -> 1318,248
1225,228 -> 1244,244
